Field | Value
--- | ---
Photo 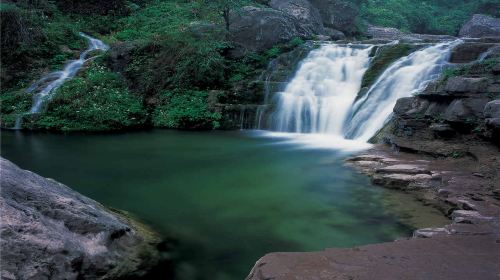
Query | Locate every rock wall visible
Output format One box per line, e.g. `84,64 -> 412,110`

0,158 -> 165,280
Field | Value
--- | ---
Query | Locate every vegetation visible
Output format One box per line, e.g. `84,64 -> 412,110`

442,57 -> 499,80
1,0 -> 499,132
361,43 -> 418,89
359,0 -> 500,35
23,63 -> 146,131
153,90 -> 221,130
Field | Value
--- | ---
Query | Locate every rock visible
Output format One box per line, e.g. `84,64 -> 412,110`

324,27 -> 346,40
459,14 -> 500,38
444,77 -> 489,93
309,0 -> 358,33
366,25 -> 405,40
449,43 -> 497,63
376,164 -> 431,175
457,199 -> 477,211
484,99 -> 500,133
451,210 -> 493,224
107,41 -> 137,73
0,158 -> 162,279
228,6 -> 314,57
268,0 -> 325,36
443,98 -> 490,122
413,227 -> 449,238
484,99 -> 500,119
372,173 -> 432,189
430,123 -> 455,138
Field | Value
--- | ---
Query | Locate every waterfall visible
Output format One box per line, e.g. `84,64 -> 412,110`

14,32 -> 109,129
260,40 -> 461,149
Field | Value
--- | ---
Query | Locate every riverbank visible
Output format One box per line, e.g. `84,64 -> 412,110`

247,143 -> 500,279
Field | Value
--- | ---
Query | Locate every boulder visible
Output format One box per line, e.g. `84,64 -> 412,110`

309,0 -> 359,33
459,14 -> 500,38
0,158 -> 162,280
228,6 -> 313,57
444,77 -> 489,93
449,43 -> 497,63
324,27 -> 346,40
107,41 -> 137,73
443,98 -> 490,122
268,0 -> 325,36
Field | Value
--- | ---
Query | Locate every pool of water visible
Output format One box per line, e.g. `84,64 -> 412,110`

1,130 -> 447,279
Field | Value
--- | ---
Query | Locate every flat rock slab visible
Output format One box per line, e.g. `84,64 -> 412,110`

376,164 -> 430,175
247,235 -> 500,280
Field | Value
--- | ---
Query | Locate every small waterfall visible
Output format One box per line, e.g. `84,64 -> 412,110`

270,44 -> 374,134
261,40 -> 462,149
14,32 -> 109,129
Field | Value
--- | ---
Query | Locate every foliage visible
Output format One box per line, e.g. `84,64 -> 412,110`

152,90 -> 221,130
24,63 -> 146,131
360,0 -> 500,35
442,58 -> 499,80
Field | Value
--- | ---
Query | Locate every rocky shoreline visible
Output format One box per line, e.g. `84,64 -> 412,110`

247,143 -> 500,280
0,158 -> 171,280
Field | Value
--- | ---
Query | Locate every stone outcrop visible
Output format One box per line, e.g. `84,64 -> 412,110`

459,14 -> 500,38
365,24 -> 456,42
371,53 -> 500,154
309,0 -> 358,34
268,0 -> 325,36
228,6 -> 317,57
0,158 -> 164,280
247,235 -> 500,280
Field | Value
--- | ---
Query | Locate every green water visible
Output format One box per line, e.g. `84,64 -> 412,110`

1,130 -> 447,279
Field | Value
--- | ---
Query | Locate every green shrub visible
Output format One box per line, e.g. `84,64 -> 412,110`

153,90 -> 221,130
25,63 -> 146,131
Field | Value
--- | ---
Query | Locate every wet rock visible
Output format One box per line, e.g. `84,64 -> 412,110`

452,210 -> 493,224
457,199 -> 477,211
0,158 -> 162,280
372,173 -> 432,189
413,227 -> 449,238
449,43 -> 497,63
376,164 -> 431,175
459,14 -> 500,38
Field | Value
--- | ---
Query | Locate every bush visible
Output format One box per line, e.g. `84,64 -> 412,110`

153,90 -> 221,130
25,63 -> 146,131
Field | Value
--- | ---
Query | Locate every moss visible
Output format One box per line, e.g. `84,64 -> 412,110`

361,43 -> 419,89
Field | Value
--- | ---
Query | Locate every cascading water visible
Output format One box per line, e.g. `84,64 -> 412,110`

271,44 -> 374,134
261,40 -> 461,150
344,40 -> 462,141
14,32 -> 109,129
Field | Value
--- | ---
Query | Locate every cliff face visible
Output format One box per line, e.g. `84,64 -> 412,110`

0,158 -> 165,280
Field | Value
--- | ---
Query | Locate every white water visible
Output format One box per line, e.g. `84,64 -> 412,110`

14,33 -> 109,129
262,40 -> 461,150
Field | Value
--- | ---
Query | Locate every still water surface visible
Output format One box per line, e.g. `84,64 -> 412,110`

1,130 -> 447,279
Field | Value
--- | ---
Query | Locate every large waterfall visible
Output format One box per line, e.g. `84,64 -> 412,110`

261,40 -> 461,149
15,33 -> 109,129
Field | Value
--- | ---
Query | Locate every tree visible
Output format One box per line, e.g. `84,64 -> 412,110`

198,0 -> 246,31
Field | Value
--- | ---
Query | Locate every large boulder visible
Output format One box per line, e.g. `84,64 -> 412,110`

228,6 -> 313,57
459,14 -> 500,38
309,0 -> 359,34
449,43 -> 498,63
0,158 -> 163,280
268,0 -> 325,36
